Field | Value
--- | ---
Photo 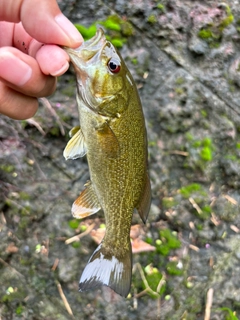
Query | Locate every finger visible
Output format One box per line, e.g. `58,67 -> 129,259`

0,22 -> 14,47
1,0 -> 83,48
36,45 -> 70,76
0,47 -> 56,97
9,23 -> 70,76
0,82 -> 38,120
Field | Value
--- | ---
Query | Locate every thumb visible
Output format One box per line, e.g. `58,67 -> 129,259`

2,0 -> 83,48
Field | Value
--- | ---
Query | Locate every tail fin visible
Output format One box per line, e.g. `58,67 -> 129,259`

79,242 -> 132,297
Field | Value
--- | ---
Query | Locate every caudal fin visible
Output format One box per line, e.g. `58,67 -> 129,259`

79,242 -> 132,297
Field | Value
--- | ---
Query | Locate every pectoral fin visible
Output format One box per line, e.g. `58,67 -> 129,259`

69,126 -> 80,137
136,173 -> 151,223
96,122 -> 120,158
72,181 -> 101,219
63,126 -> 87,160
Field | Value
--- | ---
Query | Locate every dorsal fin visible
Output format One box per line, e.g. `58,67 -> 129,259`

136,173 -> 151,223
72,181 -> 101,219
63,126 -> 87,160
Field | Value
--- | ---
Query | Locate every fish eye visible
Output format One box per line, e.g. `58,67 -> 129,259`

108,59 -> 121,74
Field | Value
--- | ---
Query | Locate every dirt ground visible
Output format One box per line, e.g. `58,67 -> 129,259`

1,0 -> 240,319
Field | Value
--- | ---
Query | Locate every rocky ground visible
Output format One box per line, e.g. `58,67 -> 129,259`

1,0 -> 240,319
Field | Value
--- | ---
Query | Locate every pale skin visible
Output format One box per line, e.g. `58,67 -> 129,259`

0,0 -> 83,120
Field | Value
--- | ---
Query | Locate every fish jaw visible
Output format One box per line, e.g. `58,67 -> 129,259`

79,240 -> 132,297
64,28 -> 107,64
64,29 -> 126,116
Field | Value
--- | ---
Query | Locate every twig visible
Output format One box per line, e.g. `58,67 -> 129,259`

65,223 -> 96,244
56,281 -> 74,317
51,258 -> 60,271
26,118 -> 46,135
40,98 -> 65,135
169,150 -> 189,156
204,288 -> 214,320
0,211 -> 6,225
156,272 -> 166,294
189,244 -> 200,252
189,197 -> 202,214
135,263 -> 160,298
0,258 -> 25,279
230,225 -> 240,233
223,194 -> 238,205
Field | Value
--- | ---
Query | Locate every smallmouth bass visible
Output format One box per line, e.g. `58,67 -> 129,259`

63,29 -> 151,297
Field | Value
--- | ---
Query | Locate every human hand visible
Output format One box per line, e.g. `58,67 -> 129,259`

0,0 -> 83,120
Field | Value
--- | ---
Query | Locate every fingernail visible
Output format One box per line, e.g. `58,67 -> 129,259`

50,61 -> 69,77
55,14 -> 83,45
0,53 -> 32,86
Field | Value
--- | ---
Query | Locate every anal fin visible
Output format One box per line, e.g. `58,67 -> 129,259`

72,181 -> 101,219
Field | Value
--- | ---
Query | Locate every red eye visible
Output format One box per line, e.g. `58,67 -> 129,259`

108,59 -> 121,73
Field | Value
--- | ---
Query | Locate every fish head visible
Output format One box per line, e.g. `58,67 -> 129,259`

65,28 -> 132,117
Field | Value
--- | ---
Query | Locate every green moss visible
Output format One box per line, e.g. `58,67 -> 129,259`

15,305 -> 24,315
75,15 -> 134,50
202,205 -> 211,214
185,135 -> 214,168
162,197 -> 178,209
198,28 -> 212,39
49,127 -> 60,137
224,154 -> 237,161
198,6 -> 234,47
201,110 -> 207,118
219,14 -> 234,31
156,229 -> 181,255
121,21 -> 134,37
74,23 -> 97,40
68,219 -> 79,229
131,58 -> 138,65
220,307 -> 238,320
209,41 -> 221,49
185,132 -> 194,141
0,164 -> 15,173
147,14 -> 157,24
192,140 -> 201,148
19,191 -> 30,201
111,38 -> 126,48
180,183 -> 201,198
80,225 -> 87,232
200,147 -> 212,161
71,242 -> 81,249
175,77 -> 185,85
157,3 -> 165,12
166,261 -> 183,276
144,265 -> 166,297
175,87 -> 185,95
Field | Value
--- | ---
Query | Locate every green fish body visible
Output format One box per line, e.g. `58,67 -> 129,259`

64,29 -> 151,297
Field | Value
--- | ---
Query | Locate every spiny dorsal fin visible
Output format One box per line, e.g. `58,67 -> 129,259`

63,126 -> 87,160
136,173 -> 151,223
79,241 -> 132,297
96,122 -> 120,158
72,181 -> 101,219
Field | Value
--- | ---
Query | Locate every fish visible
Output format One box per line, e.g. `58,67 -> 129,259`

63,28 -> 151,297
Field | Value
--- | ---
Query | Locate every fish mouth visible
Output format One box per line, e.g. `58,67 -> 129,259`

65,28 -> 107,63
